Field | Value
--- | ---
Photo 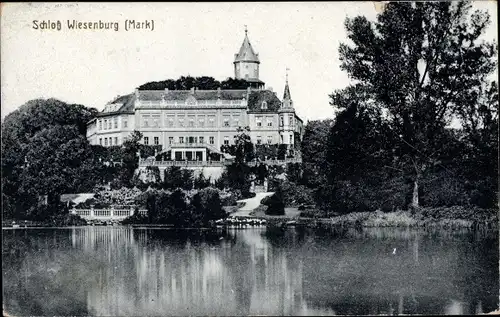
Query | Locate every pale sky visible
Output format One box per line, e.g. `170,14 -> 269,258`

1,2 -> 497,123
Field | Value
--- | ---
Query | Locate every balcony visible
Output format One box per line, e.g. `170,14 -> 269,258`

139,159 -> 227,167
170,142 -> 210,148
138,157 -> 302,168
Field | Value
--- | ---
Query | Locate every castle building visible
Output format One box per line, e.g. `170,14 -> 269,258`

86,29 -> 304,162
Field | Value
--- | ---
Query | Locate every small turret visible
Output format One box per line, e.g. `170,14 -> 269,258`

281,68 -> 294,110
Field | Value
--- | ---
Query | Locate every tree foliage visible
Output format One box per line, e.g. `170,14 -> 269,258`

136,187 -> 225,227
220,126 -> 255,163
163,166 -> 184,190
262,194 -> 285,216
137,76 -> 251,90
330,1 -> 497,208
115,130 -> 143,188
1,99 -> 98,219
300,120 -> 333,188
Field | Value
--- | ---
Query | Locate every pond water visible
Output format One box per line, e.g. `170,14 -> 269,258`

2,226 -> 498,316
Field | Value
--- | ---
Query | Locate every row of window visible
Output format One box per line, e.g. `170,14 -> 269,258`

97,114 -> 296,131
98,118 -> 128,131
254,115 -> 295,127
141,114 -> 242,129
99,136 -> 120,146
281,115 -> 295,127
255,135 -> 293,145
97,115 -> 296,131
255,116 -> 274,127
139,135 -> 292,146
255,136 -> 273,145
143,136 -> 216,146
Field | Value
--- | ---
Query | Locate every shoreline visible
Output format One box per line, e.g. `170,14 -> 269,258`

3,209 -> 498,230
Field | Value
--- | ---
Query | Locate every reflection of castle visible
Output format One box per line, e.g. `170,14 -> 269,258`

86,28 -> 304,164
73,227 -> 491,316
72,227 -> 324,316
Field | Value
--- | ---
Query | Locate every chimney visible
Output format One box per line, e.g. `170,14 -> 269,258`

164,88 -> 169,92
135,89 -> 139,97
190,87 -> 195,93
268,86 -> 273,92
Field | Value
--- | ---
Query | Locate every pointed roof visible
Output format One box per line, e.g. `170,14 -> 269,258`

283,69 -> 291,100
283,82 -> 291,100
234,28 -> 260,64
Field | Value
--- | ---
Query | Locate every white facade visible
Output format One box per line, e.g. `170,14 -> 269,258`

86,30 -> 304,155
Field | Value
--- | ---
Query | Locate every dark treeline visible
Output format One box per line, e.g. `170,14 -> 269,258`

2,1 -> 497,223
2,101 -> 162,221
292,1 -> 498,216
137,76 -> 251,90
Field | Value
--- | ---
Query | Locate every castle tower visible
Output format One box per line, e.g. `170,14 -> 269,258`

279,68 -> 296,147
234,27 -> 264,89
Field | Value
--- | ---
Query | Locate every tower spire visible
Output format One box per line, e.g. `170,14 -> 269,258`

283,67 -> 291,101
234,27 -> 260,64
233,26 -> 264,89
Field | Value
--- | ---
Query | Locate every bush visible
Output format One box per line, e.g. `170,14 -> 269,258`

190,187 -> 226,224
221,190 -> 241,206
92,186 -> 144,207
285,163 -> 303,183
122,209 -> 148,225
49,213 -> 88,226
262,194 -> 285,215
134,187 -> 225,227
255,144 -> 279,160
314,175 -> 409,216
163,166 -> 184,190
217,163 -> 252,197
144,166 -> 162,185
268,179 -> 315,208
420,170 -> 472,207
277,144 -> 288,160
194,172 -> 211,189
180,169 -> 194,190
214,176 -> 225,190
140,144 -> 163,158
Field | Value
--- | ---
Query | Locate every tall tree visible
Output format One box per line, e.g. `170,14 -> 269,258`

117,130 -> 143,187
1,99 -> 97,218
233,126 -> 255,163
300,119 -> 334,188
333,1 -> 497,207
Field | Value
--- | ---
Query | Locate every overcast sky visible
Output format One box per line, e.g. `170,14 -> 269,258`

1,2 -> 497,122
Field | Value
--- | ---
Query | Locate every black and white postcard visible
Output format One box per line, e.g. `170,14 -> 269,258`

1,2 -> 498,316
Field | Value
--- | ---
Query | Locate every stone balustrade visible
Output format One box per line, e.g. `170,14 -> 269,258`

139,160 -> 227,167
70,206 -> 147,220
246,158 -> 302,166
139,157 -> 302,167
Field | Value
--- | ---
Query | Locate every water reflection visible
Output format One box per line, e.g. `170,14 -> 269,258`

2,227 -> 498,316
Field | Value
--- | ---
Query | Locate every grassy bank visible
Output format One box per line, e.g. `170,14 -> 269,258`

4,206 -> 496,230
234,202 -> 498,229
297,206 -> 498,229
